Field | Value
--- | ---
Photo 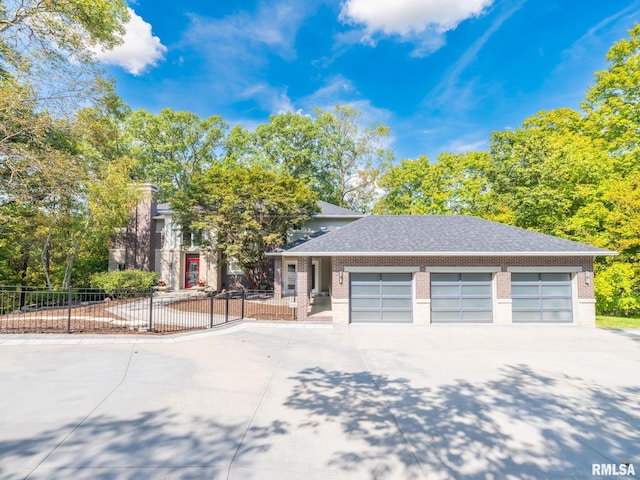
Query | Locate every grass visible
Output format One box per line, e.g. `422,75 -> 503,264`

596,315 -> 640,329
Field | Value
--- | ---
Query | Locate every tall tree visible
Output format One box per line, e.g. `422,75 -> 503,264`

174,165 -> 318,289
315,105 -> 393,211
127,108 -> 228,202
0,0 -> 129,114
375,152 -> 492,215
582,23 -> 640,167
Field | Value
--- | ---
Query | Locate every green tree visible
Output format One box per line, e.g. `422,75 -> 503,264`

0,0 -> 129,114
127,108 -> 228,202
315,105 -> 393,211
583,23 -> 640,167
375,152 -> 492,215
487,109 -> 608,235
174,165 -> 318,289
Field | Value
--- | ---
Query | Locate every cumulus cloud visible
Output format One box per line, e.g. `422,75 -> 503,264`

94,8 -> 167,75
340,0 -> 494,35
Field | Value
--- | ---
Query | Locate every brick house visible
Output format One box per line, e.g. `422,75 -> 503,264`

108,184 -> 364,291
269,215 -> 616,325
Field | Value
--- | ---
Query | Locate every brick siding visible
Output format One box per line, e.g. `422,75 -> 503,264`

331,255 -> 594,299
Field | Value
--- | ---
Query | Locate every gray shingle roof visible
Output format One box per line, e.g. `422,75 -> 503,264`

317,201 -> 364,217
277,215 -> 616,256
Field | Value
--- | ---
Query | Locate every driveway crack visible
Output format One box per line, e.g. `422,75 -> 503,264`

25,343 -> 137,479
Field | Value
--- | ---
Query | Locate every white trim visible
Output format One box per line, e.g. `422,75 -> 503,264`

507,266 -> 582,273
312,259 -> 319,295
577,298 -> 596,304
425,266 -> 501,273
278,251 -> 613,257
345,266 -> 420,273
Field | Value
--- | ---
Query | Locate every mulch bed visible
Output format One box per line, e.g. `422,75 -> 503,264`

167,296 -> 296,321
0,298 -> 195,334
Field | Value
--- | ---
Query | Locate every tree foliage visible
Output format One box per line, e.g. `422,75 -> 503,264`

174,165 -> 318,289
127,108 -> 228,202
377,25 -> 640,314
375,152 -> 492,215
227,105 -> 393,212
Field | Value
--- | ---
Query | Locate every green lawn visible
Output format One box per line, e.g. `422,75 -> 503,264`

596,316 -> 640,329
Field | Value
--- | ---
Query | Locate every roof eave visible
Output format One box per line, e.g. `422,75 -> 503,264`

275,250 -> 617,257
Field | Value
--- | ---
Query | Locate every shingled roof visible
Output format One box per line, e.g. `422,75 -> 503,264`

275,215 -> 616,257
316,201 -> 364,217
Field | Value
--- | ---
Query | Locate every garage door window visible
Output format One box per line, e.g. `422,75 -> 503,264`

350,273 -> 413,323
431,273 -> 493,323
512,273 -> 573,323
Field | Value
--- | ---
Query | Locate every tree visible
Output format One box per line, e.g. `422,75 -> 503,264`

375,152 -> 493,215
487,109 -> 609,235
174,165 -> 318,289
234,106 -> 393,212
127,108 -> 228,202
0,80 -> 138,287
0,0 -> 129,114
582,23 -> 640,166
315,105 -> 393,211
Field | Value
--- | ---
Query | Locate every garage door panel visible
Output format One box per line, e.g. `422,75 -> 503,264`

541,285 -> 571,296
350,273 -> 413,323
351,298 -> 381,309
461,285 -> 491,296
381,311 -> 412,322
382,298 -> 412,309
432,298 -> 459,309
351,285 -> 380,296
542,310 -> 572,322
512,273 -> 573,323
431,273 -> 494,323
462,310 -> 493,322
462,297 -> 492,308
542,297 -> 572,309
382,285 -> 412,296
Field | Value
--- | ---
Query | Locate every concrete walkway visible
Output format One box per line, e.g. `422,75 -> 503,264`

0,325 -> 638,479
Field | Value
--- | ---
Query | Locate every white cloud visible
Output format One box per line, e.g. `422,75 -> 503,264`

340,0 -> 493,37
94,8 -> 167,75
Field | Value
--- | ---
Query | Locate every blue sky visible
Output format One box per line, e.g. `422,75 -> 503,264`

96,0 -> 640,162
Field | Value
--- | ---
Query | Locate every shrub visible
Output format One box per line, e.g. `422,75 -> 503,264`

90,270 -> 158,295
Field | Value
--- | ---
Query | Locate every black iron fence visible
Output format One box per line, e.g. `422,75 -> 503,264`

0,286 -> 297,334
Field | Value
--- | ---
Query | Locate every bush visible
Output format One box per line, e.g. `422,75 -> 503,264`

90,270 -> 158,295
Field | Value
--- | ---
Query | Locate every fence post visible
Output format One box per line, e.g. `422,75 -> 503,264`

241,290 -> 245,320
209,293 -> 214,328
67,286 -> 73,334
149,288 -> 154,332
225,292 -> 229,324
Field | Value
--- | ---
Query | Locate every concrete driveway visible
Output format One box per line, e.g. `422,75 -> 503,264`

0,324 -> 638,479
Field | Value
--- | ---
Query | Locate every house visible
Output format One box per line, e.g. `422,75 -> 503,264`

269,215 -> 616,326
108,184 -> 364,291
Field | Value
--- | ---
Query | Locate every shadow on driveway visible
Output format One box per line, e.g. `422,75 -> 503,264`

284,364 -> 640,479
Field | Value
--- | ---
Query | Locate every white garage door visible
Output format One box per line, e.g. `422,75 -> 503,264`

350,273 -> 413,323
512,273 -> 573,323
431,273 -> 493,323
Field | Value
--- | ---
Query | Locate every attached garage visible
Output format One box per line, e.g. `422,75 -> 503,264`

271,215 -> 615,325
431,273 -> 493,323
511,273 -> 573,323
350,273 -> 413,323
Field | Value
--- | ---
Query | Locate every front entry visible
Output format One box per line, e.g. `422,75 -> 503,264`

185,254 -> 200,288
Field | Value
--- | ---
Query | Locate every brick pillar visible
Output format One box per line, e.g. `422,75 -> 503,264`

274,256 -> 282,298
296,256 -> 312,320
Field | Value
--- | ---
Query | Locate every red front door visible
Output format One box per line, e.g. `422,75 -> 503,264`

185,254 -> 200,288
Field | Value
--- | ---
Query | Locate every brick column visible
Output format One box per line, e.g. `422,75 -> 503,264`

296,256 -> 312,320
273,256 -> 282,298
